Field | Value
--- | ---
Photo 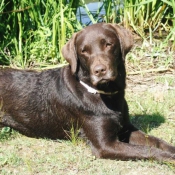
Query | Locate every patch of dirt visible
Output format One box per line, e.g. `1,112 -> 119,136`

125,37 -> 175,93
126,71 -> 175,93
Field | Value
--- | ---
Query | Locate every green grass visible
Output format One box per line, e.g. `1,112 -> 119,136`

0,72 -> 175,174
0,135 -> 175,174
127,89 -> 175,140
123,0 -> 175,49
0,0 -> 81,67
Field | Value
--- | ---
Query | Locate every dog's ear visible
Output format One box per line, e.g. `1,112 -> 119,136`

62,33 -> 78,74
109,24 -> 134,60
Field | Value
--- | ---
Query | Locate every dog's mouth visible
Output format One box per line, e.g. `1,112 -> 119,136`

91,76 -> 118,92
96,80 -> 118,92
91,75 -> 116,86
98,78 -> 110,84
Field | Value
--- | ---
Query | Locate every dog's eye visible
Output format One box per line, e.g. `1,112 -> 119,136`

81,49 -> 86,53
81,46 -> 89,54
106,43 -> 112,47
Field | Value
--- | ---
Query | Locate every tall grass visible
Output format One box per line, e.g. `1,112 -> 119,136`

79,0 -> 123,24
0,0 -> 81,68
103,0 -> 123,23
80,0 -> 174,47
124,0 -> 175,47
0,0 -> 174,67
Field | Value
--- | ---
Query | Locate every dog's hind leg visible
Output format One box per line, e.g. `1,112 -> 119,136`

0,112 -> 35,137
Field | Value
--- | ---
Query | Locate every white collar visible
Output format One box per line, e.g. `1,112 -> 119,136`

80,81 -> 118,95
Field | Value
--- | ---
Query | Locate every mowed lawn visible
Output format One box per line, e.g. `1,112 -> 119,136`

0,72 -> 175,175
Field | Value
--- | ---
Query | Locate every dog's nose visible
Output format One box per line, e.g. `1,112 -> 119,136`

93,64 -> 107,76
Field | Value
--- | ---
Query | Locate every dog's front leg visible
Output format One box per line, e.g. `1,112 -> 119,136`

83,118 -> 175,162
120,123 -> 175,154
90,140 -> 175,163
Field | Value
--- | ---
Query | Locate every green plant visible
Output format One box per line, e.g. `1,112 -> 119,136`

124,0 -> 163,34
0,0 -> 81,68
80,0 -> 101,24
80,0 -> 123,25
64,122 -> 81,145
162,0 -> 175,48
0,127 -> 12,141
123,0 -> 175,43
103,0 -> 123,23
70,123 -> 81,145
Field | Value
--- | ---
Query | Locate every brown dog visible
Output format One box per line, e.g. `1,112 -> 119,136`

0,23 -> 175,162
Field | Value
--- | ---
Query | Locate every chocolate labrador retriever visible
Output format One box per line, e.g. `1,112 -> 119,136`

0,23 -> 175,162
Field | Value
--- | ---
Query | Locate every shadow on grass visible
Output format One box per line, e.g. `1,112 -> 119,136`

130,113 -> 165,133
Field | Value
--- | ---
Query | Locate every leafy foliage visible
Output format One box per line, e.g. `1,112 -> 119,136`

124,0 -> 175,47
0,0 -> 81,68
0,0 -> 174,67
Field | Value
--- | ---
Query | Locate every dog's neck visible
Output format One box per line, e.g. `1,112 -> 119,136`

79,80 -> 118,95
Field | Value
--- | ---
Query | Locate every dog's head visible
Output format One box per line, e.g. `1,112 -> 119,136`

62,23 -> 133,91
